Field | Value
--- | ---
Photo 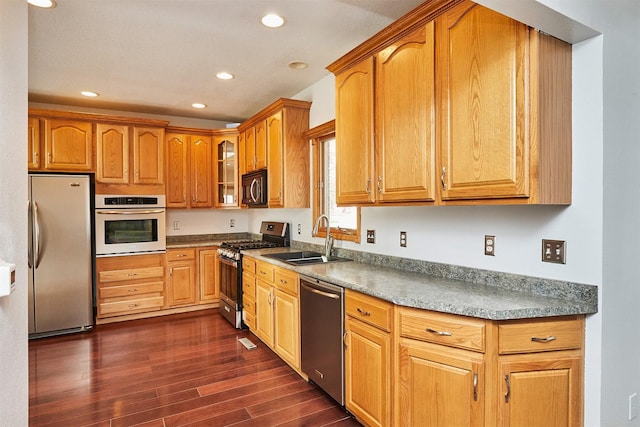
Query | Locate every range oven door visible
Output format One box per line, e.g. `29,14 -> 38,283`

218,255 -> 242,328
95,208 -> 166,256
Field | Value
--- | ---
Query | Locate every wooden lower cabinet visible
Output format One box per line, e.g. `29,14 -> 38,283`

198,248 -> 219,303
345,290 -> 393,427
166,248 -> 197,307
96,253 -> 165,319
393,306 -> 584,427
248,257 -> 301,371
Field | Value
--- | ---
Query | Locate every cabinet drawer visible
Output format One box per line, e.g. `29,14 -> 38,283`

166,248 -> 196,262
242,272 -> 256,299
256,261 -> 274,283
243,257 -> 256,274
498,316 -> 583,354
345,290 -> 393,332
99,296 -> 165,317
99,266 -> 164,283
243,295 -> 256,316
399,308 -> 486,352
99,281 -> 164,299
243,311 -> 256,331
274,268 -> 298,296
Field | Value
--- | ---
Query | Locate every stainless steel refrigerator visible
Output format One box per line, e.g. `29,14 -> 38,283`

28,174 -> 94,338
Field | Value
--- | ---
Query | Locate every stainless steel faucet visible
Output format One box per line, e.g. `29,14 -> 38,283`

312,214 -> 334,258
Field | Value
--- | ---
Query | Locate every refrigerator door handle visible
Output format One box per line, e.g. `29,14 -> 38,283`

28,200 -> 32,269
34,201 -> 42,269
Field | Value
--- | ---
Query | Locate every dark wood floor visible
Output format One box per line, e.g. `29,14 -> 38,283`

29,310 -> 360,427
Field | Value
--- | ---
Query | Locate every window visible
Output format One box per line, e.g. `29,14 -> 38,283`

307,120 -> 360,243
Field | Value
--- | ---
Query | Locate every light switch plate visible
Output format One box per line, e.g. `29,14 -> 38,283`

542,239 -> 566,264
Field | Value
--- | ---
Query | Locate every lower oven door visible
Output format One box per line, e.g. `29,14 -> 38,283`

95,208 -> 166,256
218,255 -> 242,328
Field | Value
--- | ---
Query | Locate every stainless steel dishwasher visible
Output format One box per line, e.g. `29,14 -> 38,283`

300,275 -> 345,406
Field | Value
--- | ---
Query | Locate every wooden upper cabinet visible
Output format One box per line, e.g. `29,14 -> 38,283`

238,98 -> 310,208
214,133 -> 239,208
335,57 -> 375,205
437,1 -> 571,204
133,127 -> 164,185
28,117 -> 40,170
43,119 -> 92,171
329,0 -> 571,206
96,124 -> 129,184
189,135 -> 213,207
165,130 -> 213,209
376,21 -> 436,203
166,133 -> 189,207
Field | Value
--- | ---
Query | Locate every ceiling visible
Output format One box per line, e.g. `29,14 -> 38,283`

28,0 -> 425,124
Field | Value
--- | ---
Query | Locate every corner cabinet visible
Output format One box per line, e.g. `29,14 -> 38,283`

328,0 -> 571,206
238,98 -> 311,208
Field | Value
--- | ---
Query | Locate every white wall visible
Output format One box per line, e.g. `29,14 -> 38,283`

0,0 -> 29,425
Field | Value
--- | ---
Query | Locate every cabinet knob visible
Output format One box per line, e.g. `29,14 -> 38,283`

356,307 -> 371,316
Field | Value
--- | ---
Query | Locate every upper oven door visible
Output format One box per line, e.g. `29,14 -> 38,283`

241,170 -> 268,207
95,207 -> 166,256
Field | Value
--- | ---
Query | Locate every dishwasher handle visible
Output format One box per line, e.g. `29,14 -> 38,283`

301,282 -> 340,300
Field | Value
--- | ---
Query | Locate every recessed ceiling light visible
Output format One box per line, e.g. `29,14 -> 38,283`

192,103 -> 207,109
216,72 -> 234,80
261,13 -> 285,28
28,0 -> 56,8
288,61 -> 308,70
80,91 -> 99,97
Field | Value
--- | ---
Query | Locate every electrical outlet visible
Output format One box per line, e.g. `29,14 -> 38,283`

230,219 -> 235,228
630,393 -> 638,420
366,230 -> 376,244
542,239 -> 566,264
484,235 -> 495,256
173,221 -> 180,230
400,231 -> 407,247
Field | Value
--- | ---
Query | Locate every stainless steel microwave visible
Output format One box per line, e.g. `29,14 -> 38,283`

241,169 -> 268,207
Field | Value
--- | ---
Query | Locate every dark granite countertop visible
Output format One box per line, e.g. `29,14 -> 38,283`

242,246 -> 598,321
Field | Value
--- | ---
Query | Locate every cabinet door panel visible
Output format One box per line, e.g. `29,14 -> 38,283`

244,127 -> 256,172
376,22 -> 435,202
255,281 -> 274,347
397,339 -> 484,427
335,57 -> 375,205
345,318 -> 390,427
190,136 -> 213,207
166,133 -> 188,207
255,121 -> 268,170
44,120 -> 92,170
438,4 -> 528,199
96,124 -> 129,184
500,355 -> 582,427
274,289 -> 300,369
267,111 -> 284,207
134,127 -> 164,184
28,117 -> 41,169
199,249 -> 219,302
167,262 -> 196,306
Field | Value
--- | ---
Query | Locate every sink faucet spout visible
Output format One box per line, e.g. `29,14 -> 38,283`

312,214 -> 334,258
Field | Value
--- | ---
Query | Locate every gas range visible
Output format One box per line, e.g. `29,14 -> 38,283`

217,221 -> 290,329
217,221 -> 290,261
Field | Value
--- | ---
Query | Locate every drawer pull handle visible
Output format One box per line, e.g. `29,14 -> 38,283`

531,335 -> 557,343
128,304 -> 139,308
177,254 -> 187,257
280,279 -> 288,284
357,307 -> 371,316
127,273 -> 137,277
128,288 -> 138,292
426,328 -> 452,336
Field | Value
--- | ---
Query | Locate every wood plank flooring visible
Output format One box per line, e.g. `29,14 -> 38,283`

29,310 -> 360,427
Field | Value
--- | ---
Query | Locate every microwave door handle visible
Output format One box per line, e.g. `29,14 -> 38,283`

250,178 -> 258,203
96,209 -> 165,215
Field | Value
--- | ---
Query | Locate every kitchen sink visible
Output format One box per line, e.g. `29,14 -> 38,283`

263,251 -> 350,266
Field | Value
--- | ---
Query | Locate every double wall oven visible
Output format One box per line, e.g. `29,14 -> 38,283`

95,195 -> 166,257
217,221 -> 290,328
